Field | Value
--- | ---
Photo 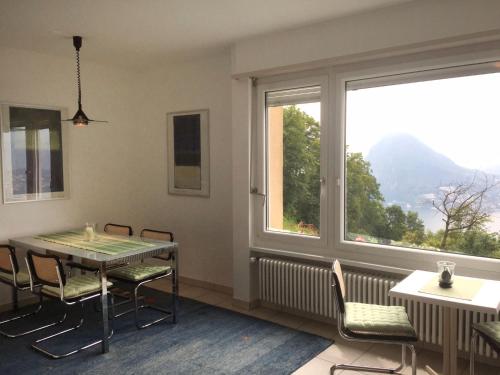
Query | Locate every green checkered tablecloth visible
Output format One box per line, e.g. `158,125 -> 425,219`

35,231 -> 156,255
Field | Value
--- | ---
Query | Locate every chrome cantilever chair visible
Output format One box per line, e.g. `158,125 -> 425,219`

0,245 -> 51,338
470,321 -> 500,375
26,250 -> 114,359
108,228 -> 176,329
331,260 -> 417,375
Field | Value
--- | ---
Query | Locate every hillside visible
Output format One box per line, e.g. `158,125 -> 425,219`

366,134 -> 481,209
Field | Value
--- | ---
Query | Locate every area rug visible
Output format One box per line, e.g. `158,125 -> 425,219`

0,288 -> 330,374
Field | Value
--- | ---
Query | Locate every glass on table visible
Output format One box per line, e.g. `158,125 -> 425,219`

84,222 -> 97,241
437,261 -> 456,288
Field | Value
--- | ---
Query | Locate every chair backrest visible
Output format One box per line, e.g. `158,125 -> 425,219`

0,245 -> 18,275
104,223 -> 133,236
332,259 -> 346,314
26,250 -> 65,288
140,229 -> 174,242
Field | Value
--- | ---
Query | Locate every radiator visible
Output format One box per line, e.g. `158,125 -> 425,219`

258,257 -> 499,359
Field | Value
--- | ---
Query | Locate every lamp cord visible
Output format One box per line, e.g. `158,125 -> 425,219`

76,49 -> 82,109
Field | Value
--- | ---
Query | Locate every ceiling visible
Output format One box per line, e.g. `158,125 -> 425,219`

0,0 -> 411,70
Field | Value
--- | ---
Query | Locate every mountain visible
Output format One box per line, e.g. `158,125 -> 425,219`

366,134 -> 479,209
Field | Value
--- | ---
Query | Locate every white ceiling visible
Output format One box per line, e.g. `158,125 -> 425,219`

0,0 -> 411,70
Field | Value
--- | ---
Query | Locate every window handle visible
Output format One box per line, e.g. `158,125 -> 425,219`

250,187 -> 266,204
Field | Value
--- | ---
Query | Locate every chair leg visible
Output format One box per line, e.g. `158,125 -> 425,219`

31,297 -> 114,359
133,280 -> 173,329
12,287 -> 18,310
0,294 -> 67,338
111,275 -> 175,329
470,330 -> 478,375
330,343 -> 413,375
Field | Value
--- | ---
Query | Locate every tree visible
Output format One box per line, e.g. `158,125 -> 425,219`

457,230 -> 499,257
346,152 -> 386,237
403,211 -> 425,245
384,205 -> 407,241
283,106 -> 320,227
432,177 -> 495,249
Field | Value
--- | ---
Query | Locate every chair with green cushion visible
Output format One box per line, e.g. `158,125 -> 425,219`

108,228 -> 175,329
0,245 -> 48,338
331,260 -> 417,374
470,321 -> 500,375
25,250 -> 114,359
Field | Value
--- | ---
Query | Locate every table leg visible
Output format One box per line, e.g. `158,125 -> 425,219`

448,307 -> 458,375
100,263 -> 109,353
442,306 -> 458,375
172,246 -> 178,323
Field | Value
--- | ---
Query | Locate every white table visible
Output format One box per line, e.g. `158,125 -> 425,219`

389,270 -> 500,375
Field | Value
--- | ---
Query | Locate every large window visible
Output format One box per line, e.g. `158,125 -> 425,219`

255,77 -> 327,245
345,66 -> 500,260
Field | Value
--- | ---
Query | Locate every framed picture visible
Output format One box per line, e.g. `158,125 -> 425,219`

167,109 -> 210,197
0,103 -> 70,203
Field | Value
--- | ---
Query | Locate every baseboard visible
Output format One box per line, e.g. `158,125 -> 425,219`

179,276 -> 233,296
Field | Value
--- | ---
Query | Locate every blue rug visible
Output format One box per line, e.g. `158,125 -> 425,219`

0,288 -> 330,374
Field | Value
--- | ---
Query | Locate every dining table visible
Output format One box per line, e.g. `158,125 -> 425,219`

389,270 -> 500,375
9,229 -> 178,354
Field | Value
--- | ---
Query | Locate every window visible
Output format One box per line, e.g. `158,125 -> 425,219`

254,77 -> 328,246
1,104 -> 68,203
344,64 -> 500,260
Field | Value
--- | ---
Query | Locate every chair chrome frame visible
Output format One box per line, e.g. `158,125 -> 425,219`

26,250 -> 114,359
111,228 -> 176,329
0,245 -> 56,338
469,324 -> 499,375
330,260 -> 417,375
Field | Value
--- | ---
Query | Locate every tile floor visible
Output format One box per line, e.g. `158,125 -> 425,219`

148,280 -> 499,375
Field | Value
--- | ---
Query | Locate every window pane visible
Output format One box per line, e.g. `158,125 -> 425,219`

345,69 -> 500,259
266,86 -> 321,237
9,107 -> 64,196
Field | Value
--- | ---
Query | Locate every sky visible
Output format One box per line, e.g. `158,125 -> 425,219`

299,71 -> 500,171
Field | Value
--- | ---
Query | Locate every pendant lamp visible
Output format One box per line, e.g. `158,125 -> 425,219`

64,36 -> 107,127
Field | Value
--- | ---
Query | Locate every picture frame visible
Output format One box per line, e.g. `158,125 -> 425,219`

167,109 -> 210,197
0,102 -> 70,204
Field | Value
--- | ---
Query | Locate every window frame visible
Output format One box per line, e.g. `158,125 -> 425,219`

0,102 -> 70,204
253,75 -> 330,252
332,57 -> 500,279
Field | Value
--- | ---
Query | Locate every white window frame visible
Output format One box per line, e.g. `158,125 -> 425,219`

252,75 -> 330,253
332,55 -> 500,279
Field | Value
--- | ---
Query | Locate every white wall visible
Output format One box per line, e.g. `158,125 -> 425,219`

134,52 -> 234,288
232,0 -> 500,76
0,46 -> 234,304
230,0 -> 500,302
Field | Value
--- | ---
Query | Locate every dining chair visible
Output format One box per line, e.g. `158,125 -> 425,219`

470,321 -> 500,375
104,223 -> 133,236
0,245 -> 49,338
108,228 -> 175,329
331,260 -> 417,374
25,250 -> 114,359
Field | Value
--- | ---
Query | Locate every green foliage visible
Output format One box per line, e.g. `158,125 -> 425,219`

384,205 -> 407,241
283,106 -> 320,227
456,230 -> 499,256
346,152 -> 386,237
280,106 -> 499,259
